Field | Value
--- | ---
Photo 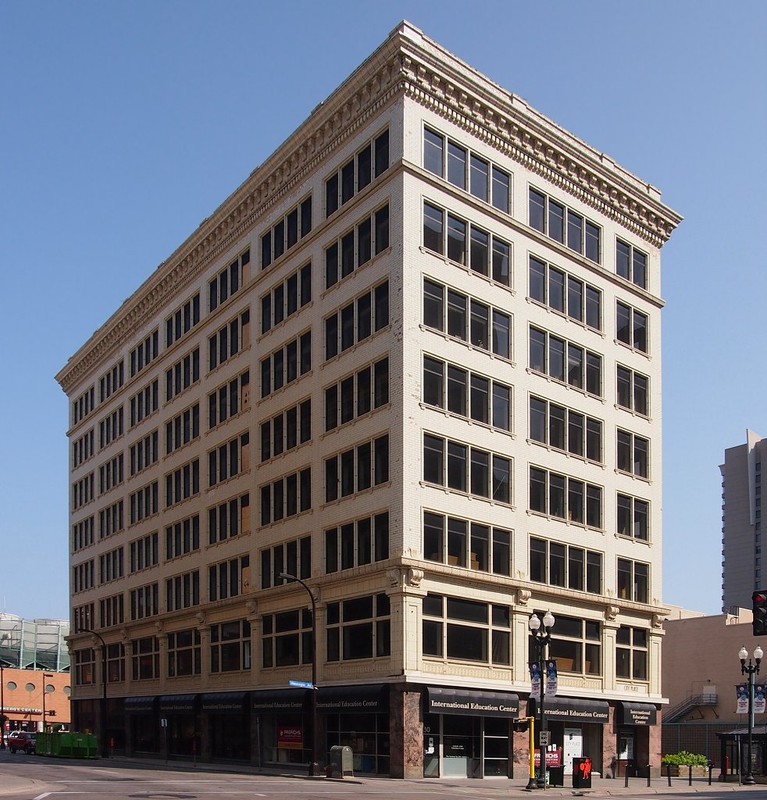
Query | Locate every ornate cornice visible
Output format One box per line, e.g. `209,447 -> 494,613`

57,21 -> 681,395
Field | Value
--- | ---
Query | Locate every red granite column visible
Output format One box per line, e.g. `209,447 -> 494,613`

389,684 -> 423,778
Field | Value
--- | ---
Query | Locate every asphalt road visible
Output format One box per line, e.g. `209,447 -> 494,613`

0,751 -> 764,800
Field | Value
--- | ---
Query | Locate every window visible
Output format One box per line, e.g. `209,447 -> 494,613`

73,386 -> 95,425
98,407 -> 124,449
423,128 -> 511,213
262,608 -> 313,667
209,249 -> 249,312
99,500 -> 124,539
529,466 -> 602,528
209,555 -> 250,601
261,263 -> 312,333
129,329 -> 160,378
423,434 -> 511,504
98,453 -> 124,494
166,292 -> 201,346
130,636 -> 159,680
72,560 -> 94,593
129,480 -> 159,524
74,648 -> 95,685
165,459 -> 200,507
617,494 -> 649,541
423,356 -> 511,431
166,404 -> 200,454
423,593 -> 510,665
208,309 -> 250,371
529,396 -> 602,462
130,430 -> 159,476
616,301 -> 648,353
616,626 -> 648,681
325,435 -> 389,502
168,629 -> 201,677
616,429 -> 649,479
130,584 -> 159,621
617,558 -> 649,603
325,130 -> 388,218
325,512 -> 389,573
325,358 -> 388,432
166,570 -> 200,611
324,282 -> 389,360
208,494 -> 250,544
165,514 -> 200,559
422,201 -> 512,286
208,371 -> 250,429
129,531 -> 159,573
326,594 -> 391,662
529,326 -> 602,397
166,347 -> 200,401
529,188 -> 601,263
424,512 -> 510,575
261,198 -> 312,269
99,361 -> 124,402
261,399 -> 311,461
325,205 -> 389,289
616,366 -> 649,416
99,546 -> 124,583
210,620 -> 251,673
73,473 -> 95,509
72,428 -> 95,468
73,605 -> 95,634
72,516 -> 95,552
261,535 -> 311,588
616,239 -> 648,289
129,379 -> 159,428
99,596 -> 124,629
529,537 -> 602,594
208,432 -> 249,487
260,468 -> 311,525
260,331 -> 311,398
529,256 -> 601,330
543,614 -> 601,675
423,278 -> 511,359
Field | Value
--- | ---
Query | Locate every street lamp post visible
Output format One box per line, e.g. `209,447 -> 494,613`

279,572 -> 320,777
738,644 -> 763,785
529,611 -> 556,790
0,663 -> 6,749
41,673 -> 53,733
83,629 -> 109,758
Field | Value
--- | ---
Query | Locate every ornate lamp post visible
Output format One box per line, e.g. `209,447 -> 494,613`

82,629 -> 109,758
529,611 -> 555,789
279,572 -> 319,777
738,644 -> 763,785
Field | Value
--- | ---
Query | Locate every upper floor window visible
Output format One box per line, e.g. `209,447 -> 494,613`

529,188 -> 601,264
72,386 -> 95,426
325,129 -> 389,217
530,537 -> 602,594
424,128 -> 510,213
166,293 -> 201,347
423,201 -> 511,286
529,326 -> 602,398
129,329 -> 159,378
99,361 -> 124,403
325,358 -> 388,432
326,593 -> 391,662
617,493 -> 649,541
424,511 -> 510,576
529,466 -> 602,529
529,256 -> 601,330
261,535 -> 311,589
616,429 -> 649,479
544,614 -> 601,676
616,366 -> 649,417
210,249 -> 249,312
325,205 -> 389,289
324,282 -> 389,360
208,309 -> 250,372
325,512 -> 389,574
529,396 -> 602,463
616,301 -> 648,353
616,626 -> 648,681
261,263 -> 312,334
616,239 -> 647,289
261,199 -> 312,270
617,558 -> 649,603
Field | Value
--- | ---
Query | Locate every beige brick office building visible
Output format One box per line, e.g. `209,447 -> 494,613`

56,22 -> 681,778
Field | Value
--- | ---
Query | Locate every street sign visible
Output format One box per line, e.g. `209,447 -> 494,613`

539,730 -> 550,745
289,680 -> 314,689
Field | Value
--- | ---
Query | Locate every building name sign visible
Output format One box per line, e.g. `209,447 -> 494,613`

427,687 -> 519,718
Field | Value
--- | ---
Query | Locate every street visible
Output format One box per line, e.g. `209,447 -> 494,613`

0,752 -> 765,800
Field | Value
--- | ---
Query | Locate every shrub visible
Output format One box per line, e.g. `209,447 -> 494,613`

661,751 -> 708,767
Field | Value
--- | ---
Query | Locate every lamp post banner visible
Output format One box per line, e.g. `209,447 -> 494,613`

736,684 -> 749,714
755,684 -> 766,715
530,662 -> 541,696
545,660 -> 558,697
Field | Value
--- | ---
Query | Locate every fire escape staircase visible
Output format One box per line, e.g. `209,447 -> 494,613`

664,693 -> 718,723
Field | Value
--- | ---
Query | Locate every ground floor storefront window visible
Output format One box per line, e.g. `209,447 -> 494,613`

326,711 -> 389,774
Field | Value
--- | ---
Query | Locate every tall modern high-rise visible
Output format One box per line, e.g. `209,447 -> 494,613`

56,22 -> 681,779
721,430 -> 765,612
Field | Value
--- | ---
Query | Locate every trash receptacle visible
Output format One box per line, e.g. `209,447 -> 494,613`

573,757 -> 593,788
329,745 -> 353,778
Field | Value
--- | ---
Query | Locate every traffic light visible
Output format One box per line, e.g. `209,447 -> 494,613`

753,590 -> 767,636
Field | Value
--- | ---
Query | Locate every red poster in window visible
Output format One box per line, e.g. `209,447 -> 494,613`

277,726 -> 303,749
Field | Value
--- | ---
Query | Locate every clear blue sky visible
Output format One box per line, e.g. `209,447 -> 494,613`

1,1 -> 765,621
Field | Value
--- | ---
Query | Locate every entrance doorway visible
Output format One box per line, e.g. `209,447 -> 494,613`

423,713 -> 510,778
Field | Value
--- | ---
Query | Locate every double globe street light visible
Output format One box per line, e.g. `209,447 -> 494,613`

529,611 -> 555,789
738,644 -> 763,785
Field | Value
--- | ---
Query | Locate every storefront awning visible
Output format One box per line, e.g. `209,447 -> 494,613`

159,694 -> 197,713
201,692 -> 248,713
317,684 -> 388,713
528,696 -> 609,723
251,689 -> 306,713
124,696 -> 157,713
427,687 -> 519,717
618,702 -> 657,726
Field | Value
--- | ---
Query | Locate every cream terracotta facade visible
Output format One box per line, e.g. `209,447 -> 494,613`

57,22 -> 681,778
